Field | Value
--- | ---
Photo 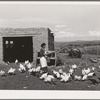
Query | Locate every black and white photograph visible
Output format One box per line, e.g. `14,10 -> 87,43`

0,1 -> 100,98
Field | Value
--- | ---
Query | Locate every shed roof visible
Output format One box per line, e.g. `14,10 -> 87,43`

0,27 -> 50,37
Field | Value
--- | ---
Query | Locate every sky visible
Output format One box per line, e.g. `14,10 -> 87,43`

0,2 -> 100,42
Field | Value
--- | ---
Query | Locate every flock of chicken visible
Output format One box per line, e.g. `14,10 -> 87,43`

38,63 -> 100,85
0,59 -> 100,85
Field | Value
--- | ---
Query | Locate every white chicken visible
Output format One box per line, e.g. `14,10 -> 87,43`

28,68 -> 36,74
87,72 -> 95,77
74,75 -> 82,81
24,60 -> 29,65
82,75 -> 88,81
39,72 -> 55,84
59,69 -> 67,76
26,63 -> 33,69
47,75 -> 55,79
62,72 -> 67,76
59,69 -> 64,74
15,59 -> 18,64
36,66 -> 41,72
18,64 -> 26,73
82,69 -> 86,76
52,70 -> 58,75
52,70 -> 61,79
0,70 -> 6,76
39,73 -> 48,80
69,68 -> 74,75
72,64 -> 77,69
56,72 -> 61,79
82,68 -> 90,75
60,73 -> 71,82
86,68 -> 91,74
44,76 -> 52,83
8,68 -> 16,75
44,75 -> 55,84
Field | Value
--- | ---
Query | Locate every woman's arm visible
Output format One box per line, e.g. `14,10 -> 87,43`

45,51 -> 54,56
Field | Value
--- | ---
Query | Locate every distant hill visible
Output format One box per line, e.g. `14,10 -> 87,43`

55,40 -> 100,53
55,40 -> 100,47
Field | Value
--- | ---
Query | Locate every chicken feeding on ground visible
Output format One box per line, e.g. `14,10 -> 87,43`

85,68 -> 91,74
60,73 -> 71,83
62,72 -> 68,76
87,72 -> 95,77
52,70 -> 61,79
39,73 -> 48,80
28,68 -> 36,76
15,59 -> 18,64
82,66 -> 96,81
71,64 -> 77,69
24,60 -> 29,65
70,68 -> 82,80
35,66 -> 41,77
59,69 -> 64,74
28,66 -> 41,77
39,72 -> 56,85
44,74 -> 56,85
82,74 -> 88,81
69,68 -> 74,75
36,66 -> 41,72
18,64 -> 26,73
8,68 -> 16,75
74,75 -> 82,81
0,70 -> 6,76
25,62 -> 33,70
82,69 -> 86,76
59,69 -> 67,76
82,68 -> 91,76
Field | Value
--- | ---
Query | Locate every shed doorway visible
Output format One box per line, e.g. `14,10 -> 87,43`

3,36 -> 33,62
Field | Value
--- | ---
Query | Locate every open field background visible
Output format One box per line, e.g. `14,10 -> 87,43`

55,40 -> 100,55
55,40 -> 100,65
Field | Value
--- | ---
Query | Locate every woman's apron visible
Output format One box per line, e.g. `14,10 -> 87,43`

40,57 -> 47,68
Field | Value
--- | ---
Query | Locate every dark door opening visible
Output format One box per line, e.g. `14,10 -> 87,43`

3,37 -> 33,62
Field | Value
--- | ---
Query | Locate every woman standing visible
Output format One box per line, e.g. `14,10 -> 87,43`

40,43 -> 48,73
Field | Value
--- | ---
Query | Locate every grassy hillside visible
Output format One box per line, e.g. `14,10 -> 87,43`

55,40 -> 100,55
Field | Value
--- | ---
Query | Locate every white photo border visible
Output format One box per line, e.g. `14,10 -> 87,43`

0,1 -> 100,99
